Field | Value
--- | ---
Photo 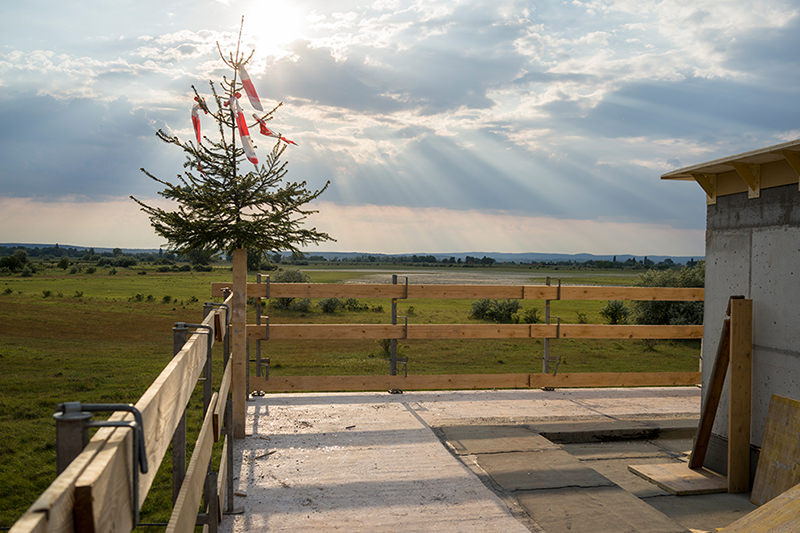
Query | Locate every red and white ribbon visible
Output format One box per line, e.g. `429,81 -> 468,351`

232,97 -> 258,165
238,64 -> 263,112
253,114 -> 298,146
191,104 -> 202,144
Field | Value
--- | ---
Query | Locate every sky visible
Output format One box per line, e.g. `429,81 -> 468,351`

1,0 -> 799,256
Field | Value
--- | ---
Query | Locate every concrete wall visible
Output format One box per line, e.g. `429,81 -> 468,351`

702,183 -> 800,475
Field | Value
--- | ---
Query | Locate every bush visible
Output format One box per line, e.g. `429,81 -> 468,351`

521,307 -> 541,324
137,270 -> 147,275
371,305 -> 384,313
162,295 -> 172,304
319,297 -> 343,313
288,298 -> 312,312
575,311 -> 588,324
631,262 -> 705,325
193,264 -> 212,272
20,264 -> 33,277
73,291 -> 83,298
42,290 -> 52,298
470,299 -> 521,323
57,257 -> 70,270
600,300 -> 629,324
3,288 -> 13,295
270,269 -> 312,309
109,268 -> 117,275
157,266 -> 172,272
344,298 -> 368,312
85,266 -> 96,274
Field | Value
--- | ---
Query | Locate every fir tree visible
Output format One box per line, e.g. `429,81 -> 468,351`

131,21 -> 332,260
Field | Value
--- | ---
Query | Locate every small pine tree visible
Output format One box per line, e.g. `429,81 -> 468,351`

131,19 -> 332,261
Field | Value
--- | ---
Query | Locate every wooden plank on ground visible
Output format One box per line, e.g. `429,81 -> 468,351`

720,482 -> 800,532
750,395 -> 800,505
213,361 -> 231,441
72,312 -> 214,532
166,393 -> 217,533
559,324 -> 703,339
689,317 -> 731,469
728,298 -> 752,493
249,371 -> 701,393
628,462 -> 727,495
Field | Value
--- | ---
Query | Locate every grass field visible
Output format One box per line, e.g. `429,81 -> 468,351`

0,263 -> 700,528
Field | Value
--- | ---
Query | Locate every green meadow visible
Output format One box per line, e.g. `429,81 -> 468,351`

0,263 -> 700,527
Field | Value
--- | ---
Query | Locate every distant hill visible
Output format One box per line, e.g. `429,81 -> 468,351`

1,244 -> 701,264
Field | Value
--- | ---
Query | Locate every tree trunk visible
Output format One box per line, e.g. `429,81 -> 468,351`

231,248 -> 247,438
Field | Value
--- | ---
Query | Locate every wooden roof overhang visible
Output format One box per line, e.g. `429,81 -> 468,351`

661,139 -> 800,204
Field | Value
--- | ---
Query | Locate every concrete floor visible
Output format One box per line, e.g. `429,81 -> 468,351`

219,387 -> 756,532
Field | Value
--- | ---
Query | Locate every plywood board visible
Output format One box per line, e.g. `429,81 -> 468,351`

750,394 -> 800,506
721,482 -> 800,532
628,462 -> 727,495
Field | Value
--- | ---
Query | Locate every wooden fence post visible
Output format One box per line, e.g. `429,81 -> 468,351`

231,248 -> 247,438
728,298 -> 753,493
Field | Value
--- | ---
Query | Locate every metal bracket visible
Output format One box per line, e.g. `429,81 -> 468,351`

204,302 -> 230,330
400,315 -> 408,339
556,279 -> 561,300
257,273 -> 271,299
55,402 -> 148,526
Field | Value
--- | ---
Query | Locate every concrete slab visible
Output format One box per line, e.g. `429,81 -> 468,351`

516,486 -> 688,533
475,449 -> 613,491
438,425 -> 559,455
218,387 -> 702,532
562,440 -> 670,460
644,493 -> 758,532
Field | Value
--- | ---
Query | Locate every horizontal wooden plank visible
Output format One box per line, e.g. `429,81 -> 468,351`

628,463 -> 727,495
559,286 -> 703,301
559,324 -> 703,339
247,323 -> 700,341
73,309 -> 218,532
213,282 -> 703,301
10,424 -> 118,533
250,371 -> 701,392
213,361 -> 231,441
167,392 -> 217,533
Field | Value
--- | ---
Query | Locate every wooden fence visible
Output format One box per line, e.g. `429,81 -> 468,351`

11,295 -> 234,533
211,281 -> 704,392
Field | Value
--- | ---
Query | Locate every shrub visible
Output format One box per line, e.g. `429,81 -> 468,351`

73,291 -> 83,298
370,305 -> 384,313
3,288 -> 13,295
85,266 -> 96,274
521,307 -> 541,324
344,298 -> 368,312
69,266 -> 80,274
109,268 -> 117,275
57,257 -> 70,270
20,265 -> 33,277
146,294 -> 155,302
193,264 -> 212,272
137,270 -> 147,275
132,293 -> 144,302
575,311 -> 588,324
631,262 -> 704,325
469,299 -> 521,323
288,298 -> 312,312
162,295 -> 172,304
600,300 -> 629,324
270,269 -> 312,309
319,297 -> 342,313
42,290 -> 52,298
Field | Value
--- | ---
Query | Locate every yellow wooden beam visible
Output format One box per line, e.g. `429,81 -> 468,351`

691,173 -> 717,205
248,371 -> 702,393
731,162 -> 761,199
781,150 -> 800,191
215,282 -> 703,302
728,298 -> 753,493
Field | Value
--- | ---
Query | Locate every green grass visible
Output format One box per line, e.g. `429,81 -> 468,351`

0,264 -> 700,527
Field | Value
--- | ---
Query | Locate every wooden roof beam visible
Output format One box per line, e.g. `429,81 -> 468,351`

731,162 -> 761,199
780,150 -> 800,191
691,172 -> 717,205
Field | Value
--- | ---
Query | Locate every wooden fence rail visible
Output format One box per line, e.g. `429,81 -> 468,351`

11,295 -> 233,533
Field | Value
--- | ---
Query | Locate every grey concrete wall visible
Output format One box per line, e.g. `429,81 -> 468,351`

702,183 -> 800,474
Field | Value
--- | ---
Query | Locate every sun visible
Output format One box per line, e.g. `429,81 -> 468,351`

243,1 -> 306,57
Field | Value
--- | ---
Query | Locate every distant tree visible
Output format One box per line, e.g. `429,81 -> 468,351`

632,262 -> 704,325
57,257 -> 70,270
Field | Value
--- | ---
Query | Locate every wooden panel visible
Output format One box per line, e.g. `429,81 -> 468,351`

212,282 -> 703,302
231,248 -> 247,439
213,361 -> 231,441
248,323 -> 698,341
728,298 -> 753,493
73,315 -> 213,531
9,427 -> 116,533
628,462 -> 727,495
721,482 -> 800,532
249,371 -> 701,393
560,286 -> 704,301
166,393 -> 217,533
689,318 -> 730,469
559,324 -> 703,339
750,395 -> 800,505
406,324 -> 534,339
216,436 -> 228,524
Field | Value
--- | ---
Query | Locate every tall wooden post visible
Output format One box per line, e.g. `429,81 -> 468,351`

728,297 -> 753,493
232,248 -> 247,438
